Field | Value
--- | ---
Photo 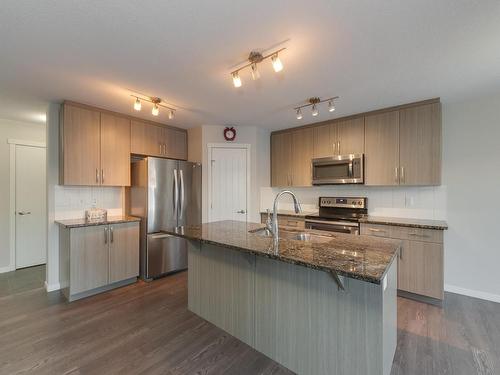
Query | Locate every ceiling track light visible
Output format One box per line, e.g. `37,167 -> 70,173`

294,96 -> 339,120
130,94 -> 176,119
230,47 -> 286,88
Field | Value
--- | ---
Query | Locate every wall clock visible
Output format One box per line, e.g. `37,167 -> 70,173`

224,127 -> 236,141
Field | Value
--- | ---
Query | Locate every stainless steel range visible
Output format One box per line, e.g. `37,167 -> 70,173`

305,197 -> 367,235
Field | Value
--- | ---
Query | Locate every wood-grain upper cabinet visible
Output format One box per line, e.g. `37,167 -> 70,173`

399,103 -> 441,185
61,104 -> 131,186
291,128 -> 313,186
364,111 -> 400,186
109,222 -> 140,284
271,132 -> 292,187
336,117 -> 365,155
131,120 -> 187,160
131,120 -> 162,157
61,105 -> 101,185
313,123 -> 336,158
100,113 -> 131,186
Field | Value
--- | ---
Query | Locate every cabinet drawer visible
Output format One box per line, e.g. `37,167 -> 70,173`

390,226 -> 443,243
360,223 -> 392,238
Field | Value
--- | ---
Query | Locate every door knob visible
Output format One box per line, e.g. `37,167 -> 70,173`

236,210 -> 246,214
18,211 -> 31,215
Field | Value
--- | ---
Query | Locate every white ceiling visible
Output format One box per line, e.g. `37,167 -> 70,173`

1,0 -> 499,129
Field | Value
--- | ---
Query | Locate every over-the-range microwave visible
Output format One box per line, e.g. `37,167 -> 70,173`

311,154 -> 364,185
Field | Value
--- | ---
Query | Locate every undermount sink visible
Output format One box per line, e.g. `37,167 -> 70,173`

249,228 -> 333,243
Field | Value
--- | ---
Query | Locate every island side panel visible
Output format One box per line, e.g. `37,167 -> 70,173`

254,255 -> 392,375
383,259 -> 398,375
187,241 -> 255,347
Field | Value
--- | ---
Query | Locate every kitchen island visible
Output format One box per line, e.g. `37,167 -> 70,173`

164,220 -> 401,375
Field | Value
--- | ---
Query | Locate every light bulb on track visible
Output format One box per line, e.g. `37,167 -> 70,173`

232,72 -> 242,88
251,63 -> 260,80
311,104 -> 319,117
328,100 -> 336,112
168,110 -> 174,120
296,108 -> 303,120
271,54 -> 283,72
134,97 -> 141,111
152,104 -> 159,116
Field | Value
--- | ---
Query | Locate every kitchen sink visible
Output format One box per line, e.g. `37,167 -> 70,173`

249,228 -> 333,243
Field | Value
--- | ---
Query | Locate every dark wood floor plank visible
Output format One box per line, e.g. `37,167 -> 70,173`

1,266 -> 500,375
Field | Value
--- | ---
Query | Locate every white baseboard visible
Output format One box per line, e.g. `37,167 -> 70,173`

445,284 -> 500,304
0,265 -> 15,274
45,281 -> 61,292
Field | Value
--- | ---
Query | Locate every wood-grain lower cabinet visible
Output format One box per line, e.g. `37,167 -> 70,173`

360,223 -> 444,300
108,222 -> 140,283
60,221 -> 140,301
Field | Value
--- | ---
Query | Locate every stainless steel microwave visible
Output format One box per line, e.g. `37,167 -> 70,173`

312,154 -> 364,185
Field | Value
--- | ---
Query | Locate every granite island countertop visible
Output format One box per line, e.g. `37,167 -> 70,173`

359,216 -> 448,230
55,216 -> 141,228
164,220 -> 400,285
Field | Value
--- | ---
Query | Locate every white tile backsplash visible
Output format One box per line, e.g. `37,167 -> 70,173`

260,185 -> 447,220
54,185 -> 123,220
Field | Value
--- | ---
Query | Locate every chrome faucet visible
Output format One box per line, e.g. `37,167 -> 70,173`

268,190 -> 302,242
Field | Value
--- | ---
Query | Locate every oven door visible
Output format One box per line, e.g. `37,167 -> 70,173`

305,219 -> 360,235
312,154 -> 364,185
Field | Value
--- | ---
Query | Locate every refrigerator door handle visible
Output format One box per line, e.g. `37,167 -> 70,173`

173,169 -> 179,216
179,169 -> 185,221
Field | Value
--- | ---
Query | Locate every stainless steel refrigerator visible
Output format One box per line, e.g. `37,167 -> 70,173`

129,157 -> 202,280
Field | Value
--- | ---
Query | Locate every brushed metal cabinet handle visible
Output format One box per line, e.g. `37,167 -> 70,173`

395,167 -> 399,184
401,166 -> 405,184
96,168 -> 99,184
337,141 -> 340,155
101,169 -> 104,184
104,227 -> 108,244
18,211 -> 31,215
110,226 -> 114,243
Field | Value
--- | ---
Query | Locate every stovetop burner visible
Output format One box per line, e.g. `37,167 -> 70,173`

308,197 -> 368,223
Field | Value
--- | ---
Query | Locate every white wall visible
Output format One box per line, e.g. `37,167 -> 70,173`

200,125 -> 270,223
442,92 -> 500,301
0,118 -> 46,271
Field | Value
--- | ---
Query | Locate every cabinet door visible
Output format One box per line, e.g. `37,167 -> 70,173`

61,104 -> 101,185
399,103 -> 441,185
109,222 -> 140,283
337,117 -> 365,155
100,113 -> 131,186
291,128 -> 313,186
164,128 -> 188,160
398,240 -> 444,299
131,120 -> 162,156
313,123 -> 337,158
364,111 -> 400,185
70,226 -> 109,294
271,132 -> 292,187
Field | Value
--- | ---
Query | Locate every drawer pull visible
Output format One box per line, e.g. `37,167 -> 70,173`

368,228 -> 385,233
409,233 -> 430,238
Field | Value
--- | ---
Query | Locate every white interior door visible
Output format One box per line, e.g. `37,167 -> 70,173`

15,145 -> 47,269
210,147 -> 248,222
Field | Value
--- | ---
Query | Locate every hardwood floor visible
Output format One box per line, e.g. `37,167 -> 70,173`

0,267 -> 499,375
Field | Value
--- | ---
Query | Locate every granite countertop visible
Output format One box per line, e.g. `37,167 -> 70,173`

359,216 -> 448,230
164,220 -> 400,285
55,216 -> 141,228
260,209 -> 319,218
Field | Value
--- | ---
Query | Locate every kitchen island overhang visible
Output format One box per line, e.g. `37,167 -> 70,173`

165,221 -> 401,375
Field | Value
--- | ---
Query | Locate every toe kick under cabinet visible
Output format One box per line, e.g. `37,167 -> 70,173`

58,221 -> 140,301
361,223 -> 444,300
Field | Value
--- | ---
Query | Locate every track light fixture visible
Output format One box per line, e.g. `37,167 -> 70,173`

130,94 -> 176,119
294,96 -> 339,120
230,47 -> 286,88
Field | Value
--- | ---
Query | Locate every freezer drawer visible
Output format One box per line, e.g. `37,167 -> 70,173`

146,233 -> 187,279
